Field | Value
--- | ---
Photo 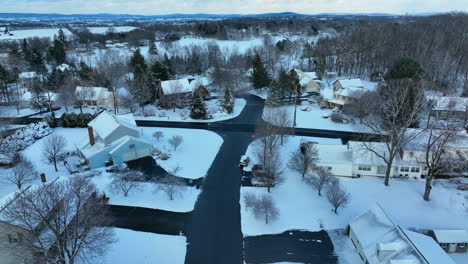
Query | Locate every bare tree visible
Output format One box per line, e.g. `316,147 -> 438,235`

264,107 -> 293,145
253,194 -> 279,224
288,146 -> 318,180
243,191 -> 257,210
73,86 -> 96,113
1,176 -> 116,263
325,180 -> 351,214
156,165 -> 183,200
152,131 -> 164,142
307,167 -> 335,196
254,140 -> 283,192
109,171 -> 144,197
42,134 -> 67,172
168,135 -> 184,151
361,80 -> 426,186
5,157 -> 37,189
343,91 -> 377,124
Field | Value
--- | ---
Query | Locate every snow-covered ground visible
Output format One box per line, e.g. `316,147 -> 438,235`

0,106 -> 39,117
139,127 -> 222,179
100,228 -> 186,264
85,26 -> 138,34
328,229 -> 362,264
0,28 -> 73,40
133,98 -> 246,122
93,175 -> 200,212
450,253 -> 468,264
240,136 -> 468,236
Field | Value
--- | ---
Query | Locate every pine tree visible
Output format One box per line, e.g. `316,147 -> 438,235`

50,39 -> 66,65
150,60 -> 169,81
190,95 -> 207,119
251,53 -> 271,89
163,53 -> 174,77
267,80 -> 281,105
278,69 -> 290,102
128,49 -> 147,76
148,42 -> 158,56
220,87 -> 235,114
30,48 -> 47,74
30,81 -> 46,111
289,69 -> 301,103
78,61 -> 92,81
58,28 -> 66,44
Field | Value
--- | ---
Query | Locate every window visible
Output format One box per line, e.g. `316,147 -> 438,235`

440,243 -> 447,247
410,167 -> 420,173
358,165 -> 371,171
377,166 -> 386,175
400,167 -> 409,172
459,243 -> 466,248
7,233 -> 22,244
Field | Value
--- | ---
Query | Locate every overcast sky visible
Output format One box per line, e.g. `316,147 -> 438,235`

2,0 -> 467,15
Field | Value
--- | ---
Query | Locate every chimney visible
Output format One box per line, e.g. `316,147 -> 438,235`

40,173 -> 46,183
88,126 -> 95,146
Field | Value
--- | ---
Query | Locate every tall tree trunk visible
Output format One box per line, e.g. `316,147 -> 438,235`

54,159 -> 58,172
384,155 -> 395,186
423,174 -> 434,201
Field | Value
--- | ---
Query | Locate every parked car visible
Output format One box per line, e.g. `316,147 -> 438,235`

239,155 -> 250,167
105,164 -> 129,173
251,177 -> 273,187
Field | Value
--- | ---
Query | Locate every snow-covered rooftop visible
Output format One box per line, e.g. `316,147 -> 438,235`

427,96 -> 468,112
56,63 -> 70,72
314,144 -> 353,164
335,78 -> 364,89
402,129 -> 468,151
433,230 -> 468,243
335,86 -> 368,98
75,86 -> 110,101
160,79 -> 192,95
88,111 -> 138,141
18,71 -> 37,79
350,204 -> 454,264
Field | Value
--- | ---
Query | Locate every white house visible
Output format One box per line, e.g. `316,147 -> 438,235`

328,78 -> 368,109
74,86 -> 114,109
348,204 -> 455,264
18,72 -> 42,88
294,69 -> 320,93
426,96 -> 468,121
76,111 -> 153,169
431,230 -> 468,253
402,129 -> 468,177
308,141 -> 424,178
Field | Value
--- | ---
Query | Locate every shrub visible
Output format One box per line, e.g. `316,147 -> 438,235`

331,113 -> 344,123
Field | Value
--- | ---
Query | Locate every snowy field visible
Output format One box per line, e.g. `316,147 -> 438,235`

0,28 -> 73,40
85,26 -> 138,34
139,127 -> 223,179
240,136 -> 468,236
100,228 -> 186,264
134,98 -> 246,122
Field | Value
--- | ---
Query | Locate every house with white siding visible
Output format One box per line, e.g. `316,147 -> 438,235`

304,141 -> 424,178
76,111 -> 153,169
74,86 -> 114,109
328,78 -> 368,109
348,204 -> 455,264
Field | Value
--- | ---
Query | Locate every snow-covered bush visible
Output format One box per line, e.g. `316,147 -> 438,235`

330,113 -> 345,123
0,122 -> 53,154
142,106 -> 157,117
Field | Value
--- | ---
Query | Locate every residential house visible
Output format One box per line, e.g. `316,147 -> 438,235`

18,72 -> 41,88
328,78 -> 368,109
304,141 -> 424,178
426,96 -> 468,122
294,69 -> 320,93
76,111 -> 153,169
157,78 -> 210,109
74,86 -> 114,109
0,187 -> 46,264
430,230 -> 468,253
348,204 -> 455,264
402,129 -> 468,177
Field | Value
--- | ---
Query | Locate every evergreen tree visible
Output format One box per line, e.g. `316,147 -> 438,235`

190,95 -> 207,119
148,42 -> 158,56
267,80 -> 281,105
49,39 -> 66,65
30,81 -> 46,111
289,69 -> 301,102
128,49 -> 147,76
383,57 -> 424,126
220,87 -> 235,114
277,69 -> 290,102
58,28 -> 66,44
251,53 -> 271,89
21,39 -> 31,61
163,53 -> 174,77
29,48 -> 47,74
78,61 -> 92,81
150,60 -> 169,81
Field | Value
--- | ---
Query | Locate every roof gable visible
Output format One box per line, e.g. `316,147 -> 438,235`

160,79 -> 192,95
88,111 -> 138,141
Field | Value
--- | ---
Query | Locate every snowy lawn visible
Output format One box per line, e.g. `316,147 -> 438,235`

92,173 -> 200,212
240,136 -> 468,236
327,229 -> 362,264
140,127 -> 223,180
0,28 -> 73,40
0,106 -> 39,117
100,228 -> 186,264
133,98 -> 246,123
